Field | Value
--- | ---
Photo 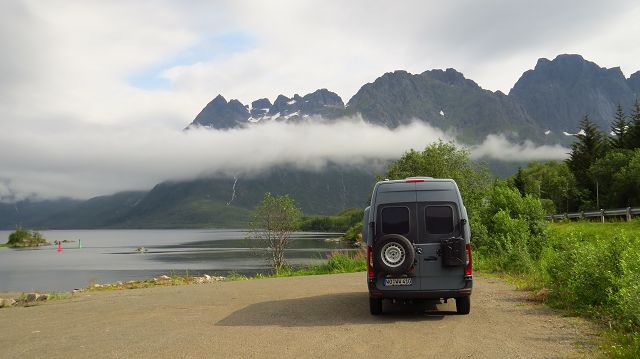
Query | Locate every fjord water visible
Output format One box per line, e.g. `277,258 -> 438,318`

0,229 -> 353,292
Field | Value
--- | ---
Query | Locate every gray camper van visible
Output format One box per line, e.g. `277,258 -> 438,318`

363,177 -> 473,315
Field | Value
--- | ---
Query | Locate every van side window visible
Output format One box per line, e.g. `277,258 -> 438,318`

381,207 -> 410,235
425,206 -> 454,234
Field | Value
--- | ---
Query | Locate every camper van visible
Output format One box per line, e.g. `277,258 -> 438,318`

362,177 -> 473,315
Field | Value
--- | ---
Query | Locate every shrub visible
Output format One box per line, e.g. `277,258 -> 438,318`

7,228 -> 48,247
475,183 -> 548,272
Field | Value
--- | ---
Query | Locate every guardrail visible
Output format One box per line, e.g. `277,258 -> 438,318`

547,207 -> 640,222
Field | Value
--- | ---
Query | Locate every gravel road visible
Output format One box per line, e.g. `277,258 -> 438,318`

0,272 -> 597,358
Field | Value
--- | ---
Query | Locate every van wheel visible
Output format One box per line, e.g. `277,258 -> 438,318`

456,296 -> 470,315
370,297 -> 382,315
373,234 -> 415,275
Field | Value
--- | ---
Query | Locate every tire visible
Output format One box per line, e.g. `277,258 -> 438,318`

456,296 -> 470,315
373,234 -> 415,275
370,297 -> 382,315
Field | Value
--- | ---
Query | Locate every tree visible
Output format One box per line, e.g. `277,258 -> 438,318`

248,192 -> 302,274
386,140 -> 491,215
510,161 -> 578,213
609,104 -> 629,149
629,99 -> 640,149
610,149 -> 640,207
590,150 -> 633,208
385,140 -> 491,246
566,115 -> 607,208
513,167 -> 525,197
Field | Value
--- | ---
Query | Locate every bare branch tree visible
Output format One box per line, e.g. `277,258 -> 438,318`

248,192 -> 301,274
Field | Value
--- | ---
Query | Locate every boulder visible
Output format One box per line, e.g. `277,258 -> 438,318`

0,298 -> 16,308
25,293 -> 39,302
36,293 -> 49,301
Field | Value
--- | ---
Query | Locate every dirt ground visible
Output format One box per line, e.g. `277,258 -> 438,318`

0,272 -> 598,358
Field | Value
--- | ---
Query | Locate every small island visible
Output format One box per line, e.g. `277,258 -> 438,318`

4,228 -> 50,248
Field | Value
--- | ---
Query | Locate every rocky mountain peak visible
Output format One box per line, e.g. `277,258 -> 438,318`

189,89 -> 346,129
629,71 -> 640,93
189,54 -> 640,142
510,54 -> 636,133
422,68 -> 478,89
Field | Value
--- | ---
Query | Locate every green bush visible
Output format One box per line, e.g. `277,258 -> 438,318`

7,228 -> 48,247
298,208 -> 363,232
474,182 -> 548,273
341,222 -> 363,242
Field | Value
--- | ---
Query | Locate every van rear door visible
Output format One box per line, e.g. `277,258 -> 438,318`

415,182 -> 466,291
372,182 -> 421,291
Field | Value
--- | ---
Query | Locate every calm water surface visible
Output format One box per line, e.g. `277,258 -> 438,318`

0,229 -> 354,292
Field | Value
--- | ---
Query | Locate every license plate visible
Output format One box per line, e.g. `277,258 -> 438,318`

384,277 -> 413,286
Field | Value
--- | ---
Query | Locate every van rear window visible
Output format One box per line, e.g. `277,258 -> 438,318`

425,206 -> 454,234
381,207 -> 410,234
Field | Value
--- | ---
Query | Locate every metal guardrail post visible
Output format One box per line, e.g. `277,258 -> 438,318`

580,211 -> 584,219
600,209 -> 605,223
627,207 -> 632,222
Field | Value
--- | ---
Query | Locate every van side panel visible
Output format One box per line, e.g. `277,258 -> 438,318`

362,206 -> 371,245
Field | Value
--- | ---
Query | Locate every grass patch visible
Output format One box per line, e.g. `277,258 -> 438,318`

601,331 -> 640,359
227,251 -> 366,281
47,292 -> 73,301
475,219 -> 640,358
0,243 -> 7,248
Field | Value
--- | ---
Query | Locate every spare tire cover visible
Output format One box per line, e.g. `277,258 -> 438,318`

373,234 -> 415,275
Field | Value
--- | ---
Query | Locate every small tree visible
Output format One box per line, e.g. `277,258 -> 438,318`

248,192 -> 302,274
610,104 -> 629,150
629,99 -> 640,149
513,167 -> 526,197
385,140 -> 491,247
566,115 -> 606,208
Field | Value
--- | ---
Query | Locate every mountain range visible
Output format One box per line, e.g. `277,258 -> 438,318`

2,54 -> 639,230
189,54 -> 640,143
0,165 -> 378,229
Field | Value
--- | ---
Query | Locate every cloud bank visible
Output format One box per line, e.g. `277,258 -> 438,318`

0,118 -> 568,201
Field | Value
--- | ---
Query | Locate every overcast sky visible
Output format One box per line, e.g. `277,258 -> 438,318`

1,0 -> 639,200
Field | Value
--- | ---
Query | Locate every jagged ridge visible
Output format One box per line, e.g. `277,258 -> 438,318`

189,54 -> 640,143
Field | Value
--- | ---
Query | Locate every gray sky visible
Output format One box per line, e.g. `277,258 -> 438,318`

0,0 -> 638,200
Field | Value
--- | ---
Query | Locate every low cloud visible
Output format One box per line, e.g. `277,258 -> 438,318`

0,118 -> 569,201
471,134 -> 569,162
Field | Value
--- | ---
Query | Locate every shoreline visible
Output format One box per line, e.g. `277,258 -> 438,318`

0,253 -> 366,308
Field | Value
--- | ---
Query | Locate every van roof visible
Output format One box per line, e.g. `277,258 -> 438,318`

377,177 -> 455,185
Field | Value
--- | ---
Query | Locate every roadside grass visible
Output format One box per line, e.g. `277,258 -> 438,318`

227,251 -> 366,281
47,292 -> 73,301
0,243 -> 7,248
476,220 -> 640,359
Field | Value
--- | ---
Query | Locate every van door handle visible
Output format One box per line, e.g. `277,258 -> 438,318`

424,256 -> 438,261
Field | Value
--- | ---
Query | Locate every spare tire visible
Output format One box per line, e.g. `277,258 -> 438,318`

373,234 -> 415,275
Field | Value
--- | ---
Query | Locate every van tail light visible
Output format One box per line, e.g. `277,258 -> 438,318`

367,246 -> 375,280
465,243 -> 473,276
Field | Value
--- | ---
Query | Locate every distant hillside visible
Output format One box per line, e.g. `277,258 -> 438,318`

0,165 -> 379,229
189,54 -> 640,143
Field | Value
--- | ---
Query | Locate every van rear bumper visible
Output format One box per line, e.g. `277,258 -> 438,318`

368,280 -> 472,299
